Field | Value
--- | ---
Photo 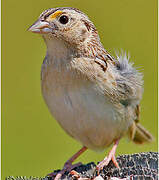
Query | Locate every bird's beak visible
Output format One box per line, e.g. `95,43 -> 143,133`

28,20 -> 52,34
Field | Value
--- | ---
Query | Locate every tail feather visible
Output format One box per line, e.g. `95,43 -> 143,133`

128,122 -> 154,144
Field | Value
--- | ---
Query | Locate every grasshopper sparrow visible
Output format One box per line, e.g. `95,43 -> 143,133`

28,7 -> 154,179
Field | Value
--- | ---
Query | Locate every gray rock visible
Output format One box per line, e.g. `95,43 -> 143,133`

6,152 -> 158,180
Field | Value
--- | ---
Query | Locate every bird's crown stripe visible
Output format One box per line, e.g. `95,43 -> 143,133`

47,11 -> 62,21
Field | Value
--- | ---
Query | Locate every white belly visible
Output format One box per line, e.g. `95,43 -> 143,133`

41,68 -> 128,151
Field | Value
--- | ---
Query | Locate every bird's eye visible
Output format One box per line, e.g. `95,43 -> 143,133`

59,15 -> 69,24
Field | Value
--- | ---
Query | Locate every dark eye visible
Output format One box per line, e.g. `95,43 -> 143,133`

59,15 -> 69,24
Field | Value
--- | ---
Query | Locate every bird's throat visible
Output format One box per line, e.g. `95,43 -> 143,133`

43,35 -> 76,66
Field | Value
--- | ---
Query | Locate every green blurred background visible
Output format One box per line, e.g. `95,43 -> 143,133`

2,0 -> 158,179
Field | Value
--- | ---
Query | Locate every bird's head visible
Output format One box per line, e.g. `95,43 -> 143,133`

28,7 -> 99,48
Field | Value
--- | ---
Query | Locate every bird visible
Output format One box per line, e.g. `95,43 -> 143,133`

28,7 -> 154,179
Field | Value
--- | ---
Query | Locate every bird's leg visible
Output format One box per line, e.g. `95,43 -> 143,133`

48,146 -> 87,180
96,139 -> 120,173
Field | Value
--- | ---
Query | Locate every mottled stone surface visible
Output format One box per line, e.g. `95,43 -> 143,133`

6,152 -> 158,180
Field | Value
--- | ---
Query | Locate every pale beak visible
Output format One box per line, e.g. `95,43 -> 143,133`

28,20 -> 52,34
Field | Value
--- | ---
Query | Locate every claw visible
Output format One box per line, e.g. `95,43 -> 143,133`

96,140 -> 120,174
47,146 -> 87,180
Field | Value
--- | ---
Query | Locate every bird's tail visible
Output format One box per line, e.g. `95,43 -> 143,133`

128,122 -> 154,144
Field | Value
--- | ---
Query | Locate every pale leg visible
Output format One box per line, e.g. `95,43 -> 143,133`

48,146 -> 87,180
96,140 -> 120,172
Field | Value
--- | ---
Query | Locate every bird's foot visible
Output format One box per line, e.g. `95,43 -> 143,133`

96,140 -> 120,174
70,170 -> 91,180
48,162 -> 82,180
47,146 -> 87,180
96,154 -> 119,171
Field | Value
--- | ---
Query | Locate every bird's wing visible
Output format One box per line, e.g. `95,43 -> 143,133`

72,56 -> 154,143
71,56 -> 119,102
72,55 -> 143,106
